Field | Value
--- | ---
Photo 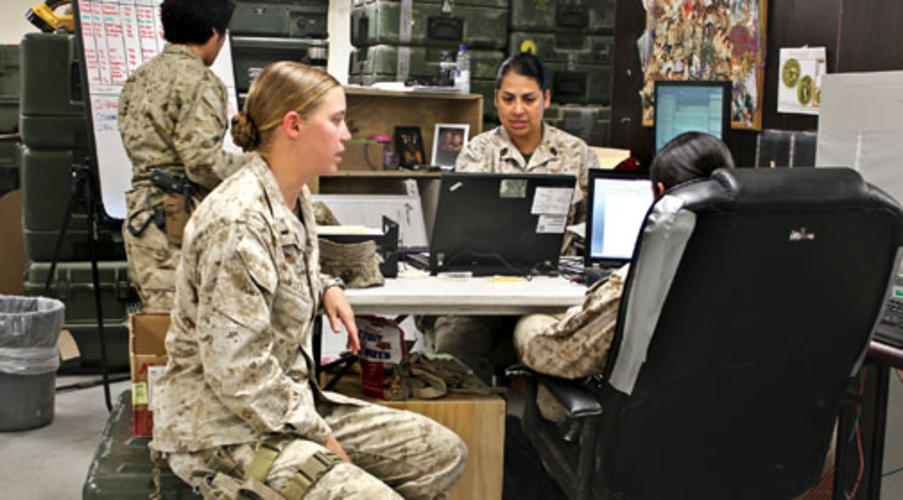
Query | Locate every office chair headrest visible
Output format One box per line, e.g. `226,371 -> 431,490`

670,167 -> 897,213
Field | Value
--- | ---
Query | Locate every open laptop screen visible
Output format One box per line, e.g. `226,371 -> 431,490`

430,172 -> 576,275
585,170 -> 654,268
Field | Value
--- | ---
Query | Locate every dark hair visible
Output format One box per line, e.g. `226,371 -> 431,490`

496,52 -> 547,91
161,0 -> 235,45
650,132 -> 735,188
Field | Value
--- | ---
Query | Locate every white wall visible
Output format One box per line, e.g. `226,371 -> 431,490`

0,1 -> 353,81
0,0 -> 45,44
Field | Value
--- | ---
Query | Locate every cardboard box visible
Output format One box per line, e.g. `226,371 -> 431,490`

333,377 -> 505,500
129,313 -> 170,437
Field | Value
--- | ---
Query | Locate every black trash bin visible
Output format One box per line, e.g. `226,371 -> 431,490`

0,295 -> 64,431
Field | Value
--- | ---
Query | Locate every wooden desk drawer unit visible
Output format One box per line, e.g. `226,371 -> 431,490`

333,377 -> 505,500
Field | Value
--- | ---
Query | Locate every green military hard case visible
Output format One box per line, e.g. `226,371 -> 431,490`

20,114 -> 90,150
349,44 -> 504,82
24,261 -> 133,324
0,44 -> 20,133
58,322 -> 130,373
230,0 -> 328,38
232,36 -> 321,93
20,33 -> 85,117
510,0 -> 616,34
509,32 -> 614,66
19,146 -> 124,261
545,62 -> 613,106
351,0 -> 509,50
544,104 -> 611,146
0,141 -> 18,196
83,391 -> 198,499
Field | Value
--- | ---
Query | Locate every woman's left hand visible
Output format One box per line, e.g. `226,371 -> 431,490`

323,287 -> 360,354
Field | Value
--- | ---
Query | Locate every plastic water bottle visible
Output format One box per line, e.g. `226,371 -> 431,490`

454,44 -> 470,94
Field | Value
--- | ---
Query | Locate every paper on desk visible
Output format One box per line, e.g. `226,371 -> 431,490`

531,187 -> 573,215
567,222 -> 586,239
316,225 -> 383,236
589,147 -> 632,169
370,81 -> 408,91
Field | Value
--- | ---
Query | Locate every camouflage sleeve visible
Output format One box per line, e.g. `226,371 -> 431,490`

194,221 -> 332,443
172,77 -> 244,190
512,265 -> 626,379
454,136 -> 492,172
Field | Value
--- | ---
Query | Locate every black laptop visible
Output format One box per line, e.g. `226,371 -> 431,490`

430,172 -> 576,276
584,169 -> 654,277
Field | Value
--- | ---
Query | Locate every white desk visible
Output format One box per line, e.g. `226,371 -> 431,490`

344,275 -> 587,316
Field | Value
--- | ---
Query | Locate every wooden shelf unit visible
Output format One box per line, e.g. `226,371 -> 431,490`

339,86 -> 483,176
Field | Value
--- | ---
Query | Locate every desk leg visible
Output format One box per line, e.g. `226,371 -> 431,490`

868,364 -> 890,499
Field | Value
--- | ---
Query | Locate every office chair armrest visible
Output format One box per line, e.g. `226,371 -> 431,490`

535,373 -> 603,418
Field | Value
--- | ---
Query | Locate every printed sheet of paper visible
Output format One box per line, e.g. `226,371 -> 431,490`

778,47 -> 826,115
537,214 -> 567,234
531,187 -> 573,215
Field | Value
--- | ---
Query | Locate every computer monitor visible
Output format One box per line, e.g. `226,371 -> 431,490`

584,169 -> 654,268
430,172 -> 576,276
654,80 -> 731,152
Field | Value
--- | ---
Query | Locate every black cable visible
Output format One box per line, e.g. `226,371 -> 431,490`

56,373 -> 130,392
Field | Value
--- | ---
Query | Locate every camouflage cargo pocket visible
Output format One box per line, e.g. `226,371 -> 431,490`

161,193 -> 191,246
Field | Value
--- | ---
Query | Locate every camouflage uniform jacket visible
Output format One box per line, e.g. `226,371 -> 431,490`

455,123 -> 600,229
514,265 -> 628,379
118,43 -> 243,208
151,153 -> 355,454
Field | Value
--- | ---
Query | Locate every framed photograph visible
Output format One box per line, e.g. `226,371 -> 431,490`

394,126 -> 426,168
431,123 -> 470,168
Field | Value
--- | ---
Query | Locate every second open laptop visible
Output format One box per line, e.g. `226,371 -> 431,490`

584,169 -> 655,279
430,172 -> 577,276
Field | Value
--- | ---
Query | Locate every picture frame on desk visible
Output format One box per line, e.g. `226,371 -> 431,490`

394,126 -> 426,168
431,123 -> 469,169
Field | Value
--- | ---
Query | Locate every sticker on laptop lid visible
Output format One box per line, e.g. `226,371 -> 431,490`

536,214 -> 567,234
499,178 -> 527,198
531,187 -> 573,215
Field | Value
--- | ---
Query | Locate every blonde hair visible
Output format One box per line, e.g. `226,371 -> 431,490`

231,62 -> 340,152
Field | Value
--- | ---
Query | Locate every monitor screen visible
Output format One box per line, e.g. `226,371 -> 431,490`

586,172 -> 654,265
654,81 -> 731,152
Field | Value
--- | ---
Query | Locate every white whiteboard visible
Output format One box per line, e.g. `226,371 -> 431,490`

816,71 -> 903,204
75,0 -> 240,219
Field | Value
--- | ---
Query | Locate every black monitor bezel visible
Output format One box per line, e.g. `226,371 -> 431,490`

653,80 -> 732,153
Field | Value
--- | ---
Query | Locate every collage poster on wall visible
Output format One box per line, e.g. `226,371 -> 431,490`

639,0 -> 767,130
778,47 -> 827,115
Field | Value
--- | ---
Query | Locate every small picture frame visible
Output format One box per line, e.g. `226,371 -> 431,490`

431,123 -> 470,169
394,126 -> 426,168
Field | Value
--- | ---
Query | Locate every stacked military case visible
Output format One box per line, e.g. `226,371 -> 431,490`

20,33 -> 132,373
0,44 -> 20,197
229,0 -> 330,105
348,0 -> 509,124
509,0 -> 615,145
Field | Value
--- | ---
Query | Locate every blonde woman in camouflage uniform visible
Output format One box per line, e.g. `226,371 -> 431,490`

433,53 -> 601,383
118,0 -> 244,313
151,62 -> 466,499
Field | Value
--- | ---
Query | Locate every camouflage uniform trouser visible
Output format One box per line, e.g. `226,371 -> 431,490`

122,211 -> 179,314
167,400 -> 467,500
433,315 -> 518,384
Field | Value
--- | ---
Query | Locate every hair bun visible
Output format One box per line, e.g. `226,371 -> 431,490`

231,111 -> 260,151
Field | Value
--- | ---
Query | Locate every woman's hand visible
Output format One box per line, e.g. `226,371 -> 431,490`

323,287 -> 360,354
323,434 -> 351,463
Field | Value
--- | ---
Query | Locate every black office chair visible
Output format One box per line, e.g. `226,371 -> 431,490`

755,129 -> 818,167
511,167 -> 903,500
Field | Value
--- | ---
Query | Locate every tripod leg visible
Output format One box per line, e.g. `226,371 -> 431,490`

82,166 -> 113,412
42,169 -> 80,296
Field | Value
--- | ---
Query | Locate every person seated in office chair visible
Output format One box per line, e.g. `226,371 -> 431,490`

118,0 -> 245,313
151,62 -> 466,499
514,132 -> 735,408
428,53 -> 601,383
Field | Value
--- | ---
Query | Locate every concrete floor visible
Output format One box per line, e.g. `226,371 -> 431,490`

1,371 -> 902,499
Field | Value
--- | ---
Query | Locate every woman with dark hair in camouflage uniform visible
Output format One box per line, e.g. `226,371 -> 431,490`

118,0 -> 244,313
151,61 -> 466,499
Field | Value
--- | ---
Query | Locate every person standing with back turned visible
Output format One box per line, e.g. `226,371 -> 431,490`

118,0 -> 244,313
